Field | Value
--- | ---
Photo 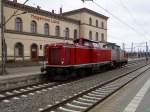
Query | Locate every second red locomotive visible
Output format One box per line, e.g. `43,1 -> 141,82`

41,38 -> 128,78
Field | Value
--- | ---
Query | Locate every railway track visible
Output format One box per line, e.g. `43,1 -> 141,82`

0,60 -> 146,104
123,59 -> 145,68
39,63 -> 150,112
0,82 -> 64,102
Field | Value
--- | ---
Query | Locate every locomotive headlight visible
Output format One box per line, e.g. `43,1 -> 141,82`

61,60 -> 64,64
61,58 -> 64,64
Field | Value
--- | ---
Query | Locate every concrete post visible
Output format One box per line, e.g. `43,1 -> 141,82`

0,0 -> 6,75
146,42 -> 148,61
0,0 -> 2,64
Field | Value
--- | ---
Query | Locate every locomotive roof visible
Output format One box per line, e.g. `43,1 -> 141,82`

74,38 -> 99,43
49,42 -> 75,47
104,42 -> 120,48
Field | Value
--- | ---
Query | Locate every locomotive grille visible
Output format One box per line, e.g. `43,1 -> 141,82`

50,48 -> 62,65
66,48 -> 71,64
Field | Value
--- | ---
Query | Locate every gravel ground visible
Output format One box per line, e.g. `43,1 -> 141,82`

0,60 -> 149,112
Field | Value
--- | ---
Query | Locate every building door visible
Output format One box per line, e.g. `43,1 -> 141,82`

14,42 -> 24,61
31,44 -> 38,60
44,44 -> 48,60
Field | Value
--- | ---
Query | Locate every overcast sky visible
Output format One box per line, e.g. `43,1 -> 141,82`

17,0 -> 150,51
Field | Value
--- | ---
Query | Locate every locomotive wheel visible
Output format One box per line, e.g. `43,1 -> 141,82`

81,69 -> 87,77
70,71 -> 77,78
85,68 -> 92,76
41,67 -> 44,73
111,61 -> 116,69
76,69 -> 85,77
45,69 -> 57,81
51,69 -> 71,81
58,69 -> 70,81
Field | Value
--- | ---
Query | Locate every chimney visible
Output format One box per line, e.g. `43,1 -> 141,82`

60,8 -> 62,14
52,10 -> 55,14
13,0 -> 17,3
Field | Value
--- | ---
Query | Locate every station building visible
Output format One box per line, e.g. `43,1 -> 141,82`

0,0 -> 108,62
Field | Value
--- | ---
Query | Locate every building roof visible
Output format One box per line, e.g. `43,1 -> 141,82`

62,8 -> 109,20
4,0 -> 80,24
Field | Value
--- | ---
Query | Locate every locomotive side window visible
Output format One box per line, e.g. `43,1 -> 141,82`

112,46 -> 114,49
84,41 -> 90,47
92,42 -> 99,48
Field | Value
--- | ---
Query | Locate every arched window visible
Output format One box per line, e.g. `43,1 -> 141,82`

74,29 -> 77,39
65,28 -> 69,40
89,31 -> 92,40
15,17 -> 23,31
15,42 -> 24,57
96,32 -> 99,41
101,33 -> 104,42
55,26 -> 60,36
101,21 -> 104,28
31,43 -> 38,60
96,20 -> 98,27
44,23 -> 49,35
31,21 -> 37,33
89,17 -> 92,25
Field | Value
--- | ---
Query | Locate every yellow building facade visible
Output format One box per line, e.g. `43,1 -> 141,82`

0,0 -> 108,62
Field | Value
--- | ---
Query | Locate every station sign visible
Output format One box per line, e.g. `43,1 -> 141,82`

31,14 -> 59,24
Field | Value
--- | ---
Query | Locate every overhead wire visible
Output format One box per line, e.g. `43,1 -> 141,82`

92,0 -> 150,42
110,0 -> 141,30
102,0 -> 149,50
119,0 -> 150,41
100,0 -> 149,44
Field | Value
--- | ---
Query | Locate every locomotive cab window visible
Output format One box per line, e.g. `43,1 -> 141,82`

83,41 -> 90,47
92,42 -> 99,48
74,39 -> 83,46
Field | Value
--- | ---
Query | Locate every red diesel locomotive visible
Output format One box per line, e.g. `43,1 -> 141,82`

41,38 -> 128,78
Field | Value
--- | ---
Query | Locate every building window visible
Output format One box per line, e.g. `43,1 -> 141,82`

31,20 -> 37,33
96,20 -> 98,27
40,45 -> 42,50
89,31 -> 92,40
15,17 -> 22,32
15,42 -> 24,57
44,23 -> 49,35
89,17 -> 92,25
96,32 -> 98,41
65,28 -> 69,40
31,43 -> 38,60
74,29 -> 77,39
101,21 -> 104,28
101,33 -> 104,42
55,26 -> 60,36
